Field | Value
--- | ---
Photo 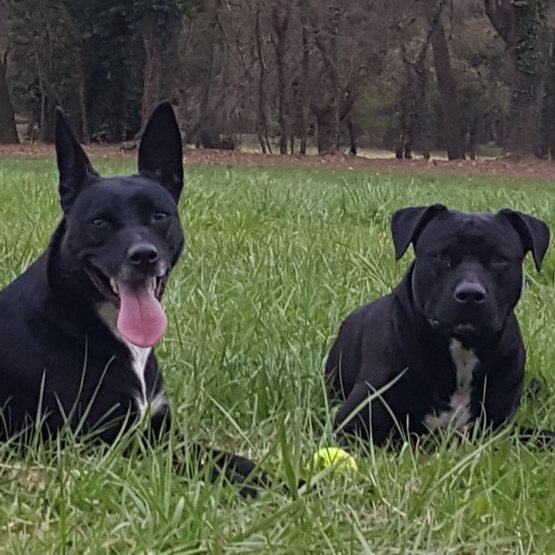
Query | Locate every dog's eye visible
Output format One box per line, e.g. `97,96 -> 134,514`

431,252 -> 452,267
91,218 -> 108,229
153,212 -> 170,222
492,255 -> 509,266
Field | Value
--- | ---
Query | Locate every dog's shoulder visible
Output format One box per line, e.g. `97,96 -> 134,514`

327,293 -> 396,368
0,254 -> 48,306
0,255 -> 54,358
339,293 -> 396,337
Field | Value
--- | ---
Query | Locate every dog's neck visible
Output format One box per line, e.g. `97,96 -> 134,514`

96,301 -> 153,419
393,266 -> 432,333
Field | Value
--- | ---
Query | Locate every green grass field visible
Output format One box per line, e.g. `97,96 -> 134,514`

1,157 -> 555,554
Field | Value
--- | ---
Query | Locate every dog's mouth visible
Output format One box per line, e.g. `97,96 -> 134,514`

453,323 -> 476,335
88,269 -> 169,348
429,318 -> 488,340
107,275 -> 168,304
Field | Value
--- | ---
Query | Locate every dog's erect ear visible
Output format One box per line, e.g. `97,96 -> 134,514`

55,109 -> 99,214
138,102 -> 184,203
391,204 -> 448,260
499,209 -> 551,271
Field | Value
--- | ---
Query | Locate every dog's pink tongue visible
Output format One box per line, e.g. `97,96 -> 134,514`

116,281 -> 167,348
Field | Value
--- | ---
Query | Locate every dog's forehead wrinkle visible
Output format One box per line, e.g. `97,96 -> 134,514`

72,180 -> 176,222
78,176 -> 175,204
419,215 -> 517,254
449,210 -> 493,221
430,214 -> 494,234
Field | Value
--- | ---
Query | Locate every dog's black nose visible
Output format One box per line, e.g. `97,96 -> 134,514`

454,281 -> 487,304
127,243 -> 159,269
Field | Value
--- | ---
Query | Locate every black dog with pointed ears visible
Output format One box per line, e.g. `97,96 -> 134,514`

0,103 -> 266,496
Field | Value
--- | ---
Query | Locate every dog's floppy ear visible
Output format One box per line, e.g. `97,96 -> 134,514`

391,204 -> 448,260
138,102 -> 184,203
55,109 -> 99,214
499,209 -> 551,271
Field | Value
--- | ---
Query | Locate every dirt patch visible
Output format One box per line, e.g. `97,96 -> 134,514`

2,144 -> 555,181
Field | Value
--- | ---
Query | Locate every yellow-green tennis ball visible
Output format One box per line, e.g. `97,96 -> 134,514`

311,447 -> 359,473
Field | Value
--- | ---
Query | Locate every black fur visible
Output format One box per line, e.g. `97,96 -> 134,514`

326,205 -> 551,447
0,102 -> 268,497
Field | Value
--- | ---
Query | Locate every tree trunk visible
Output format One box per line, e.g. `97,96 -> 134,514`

304,0 -> 343,154
329,6 -> 341,152
313,107 -> 337,154
466,114 -> 478,160
197,7 -> 218,149
298,0 -> 310,155
484,0 -> 546,156
141,32 -> 162,127
140,9 -> 181,131
505,1 -> 544,155
0,51 -> 18,144
38,102 -> 56,144
196,46 -> 214,148
272,5 -> 290,155
428,5 -> 464,160
254,0 -> 270,154
159,22 -> 181,104
397,28 -> 432,159
345,116 -> 356,155
79,77 -> 89,144
540,29 -> 555,159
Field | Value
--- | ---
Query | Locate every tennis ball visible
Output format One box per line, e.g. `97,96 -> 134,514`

311,447 -> 359,473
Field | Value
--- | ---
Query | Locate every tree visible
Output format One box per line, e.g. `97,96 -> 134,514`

4,0 -> 544,158
0,49 -> 19,144
6,0 -> 198,143
70,0 -> 143,142
395,22 -> 433,159
424,0 -> 465,160
0,1 -> 18,144
6,0 -> 77,142
305,2 -> 344,154
254,0 -> 271,153
136,0 -> 197,127
271,1 -> 291,154
298,0 -> 310,155
299,0 -> 356,154
484,0 -> 550,156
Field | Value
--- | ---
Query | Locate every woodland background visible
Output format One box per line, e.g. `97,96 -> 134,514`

0,0 -> 554,160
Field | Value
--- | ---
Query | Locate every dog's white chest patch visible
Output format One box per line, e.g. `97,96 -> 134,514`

97,302 -> 163,420
123,340 -> 151,419
423,339 -> 479,431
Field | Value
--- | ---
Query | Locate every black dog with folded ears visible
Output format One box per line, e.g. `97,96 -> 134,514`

0,102 -> 266,496
326,205 -> 551,446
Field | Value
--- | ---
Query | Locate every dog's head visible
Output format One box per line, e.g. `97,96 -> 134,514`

54,102 -> 185,348
391,204 -> 550,341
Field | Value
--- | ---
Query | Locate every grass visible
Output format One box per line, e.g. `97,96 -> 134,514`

0,157 -> 555,553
